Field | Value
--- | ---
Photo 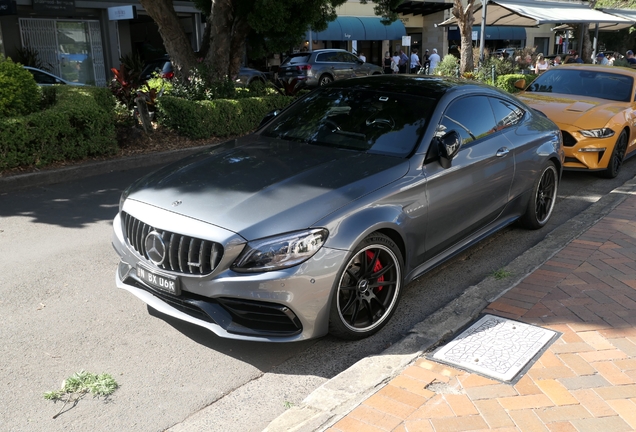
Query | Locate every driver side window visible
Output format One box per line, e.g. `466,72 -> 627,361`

437,96 -> 497,145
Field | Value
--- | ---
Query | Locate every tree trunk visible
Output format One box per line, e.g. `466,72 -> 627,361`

453,0 -> 475,75
205,0 -> 251,80
138,0 -> 197,78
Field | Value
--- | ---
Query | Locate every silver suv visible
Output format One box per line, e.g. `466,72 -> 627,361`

278,49 -> 383,87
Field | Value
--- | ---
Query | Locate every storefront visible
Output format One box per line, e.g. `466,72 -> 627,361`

1,1 -> 202,86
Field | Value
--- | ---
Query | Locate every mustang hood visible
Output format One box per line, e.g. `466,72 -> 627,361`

517,92 -> 623,129
126,136 -> 409,240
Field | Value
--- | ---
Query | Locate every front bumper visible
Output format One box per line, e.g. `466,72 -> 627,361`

112,209 -> 347,342
559,127 -> 617,171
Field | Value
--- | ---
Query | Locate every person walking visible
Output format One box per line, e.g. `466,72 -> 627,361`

398,50 -> 409,74
410,48 -> 422,74
391,51 -> 401,73
428,48 -> 441,74
596,52 -> 608,65
626,50 -> 636,65
383,51 -> 393,74
358,52 -> 366,62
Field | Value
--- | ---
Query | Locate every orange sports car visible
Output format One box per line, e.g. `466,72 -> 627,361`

516,64 -> 636,178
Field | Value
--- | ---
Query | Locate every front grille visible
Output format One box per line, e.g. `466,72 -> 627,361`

121,212 -> 223,275
561,131 -> 577,147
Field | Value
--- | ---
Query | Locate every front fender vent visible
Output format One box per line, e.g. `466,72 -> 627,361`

121,212 -> 223,275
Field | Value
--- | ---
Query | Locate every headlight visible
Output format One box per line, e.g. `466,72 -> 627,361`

232,229 -> 328,272
579,128 -> 614,138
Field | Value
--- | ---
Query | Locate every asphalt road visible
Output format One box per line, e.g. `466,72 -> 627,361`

1,157 -> 635,432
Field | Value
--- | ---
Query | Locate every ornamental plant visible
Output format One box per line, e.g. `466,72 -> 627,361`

0,55 -> 40,117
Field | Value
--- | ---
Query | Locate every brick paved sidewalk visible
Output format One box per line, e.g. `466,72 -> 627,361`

328,194 -> 636,432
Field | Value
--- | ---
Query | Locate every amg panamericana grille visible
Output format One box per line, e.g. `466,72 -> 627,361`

122,212 -> 223,275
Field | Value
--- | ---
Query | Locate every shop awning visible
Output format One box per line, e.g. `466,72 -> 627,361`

447,26 -> 526,40
437,0 -> 633,28
312,16 -> 406,41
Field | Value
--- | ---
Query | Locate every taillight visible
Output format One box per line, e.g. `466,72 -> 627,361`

296,65 -> 312,71
162,71 -> 175,79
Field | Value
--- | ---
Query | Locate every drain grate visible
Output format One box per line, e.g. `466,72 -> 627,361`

431,314 -> 559,383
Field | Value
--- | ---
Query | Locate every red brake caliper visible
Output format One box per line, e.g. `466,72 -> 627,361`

366,250 -> 384,291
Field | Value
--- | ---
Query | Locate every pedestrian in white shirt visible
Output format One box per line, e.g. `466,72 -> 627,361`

428,48 -> 441,74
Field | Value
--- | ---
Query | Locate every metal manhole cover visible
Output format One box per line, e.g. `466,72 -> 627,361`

431,314 -> 559,382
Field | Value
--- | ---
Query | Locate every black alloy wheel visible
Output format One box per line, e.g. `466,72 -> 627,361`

602,130 -> 628,179
519,162 -> 558,230
329,232 -> 402,339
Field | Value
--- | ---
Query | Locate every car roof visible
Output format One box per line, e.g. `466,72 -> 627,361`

324,74 -> 508,100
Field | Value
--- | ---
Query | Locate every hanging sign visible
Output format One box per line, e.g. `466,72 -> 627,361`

108,5 -> 137,21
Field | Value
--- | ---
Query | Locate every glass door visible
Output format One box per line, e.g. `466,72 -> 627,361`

57,21 -> 94,84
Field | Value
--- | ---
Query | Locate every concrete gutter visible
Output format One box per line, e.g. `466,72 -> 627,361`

264,176 -> 636,432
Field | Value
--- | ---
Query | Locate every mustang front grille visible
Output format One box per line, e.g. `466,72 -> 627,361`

121,212 -> 223,275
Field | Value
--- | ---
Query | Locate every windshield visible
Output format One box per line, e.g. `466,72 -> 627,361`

526,69 -> 634,102
260,87 -> 435,158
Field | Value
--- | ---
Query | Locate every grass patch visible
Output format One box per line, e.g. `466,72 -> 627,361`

491,269 -> 513,280
44,371 -> 118,419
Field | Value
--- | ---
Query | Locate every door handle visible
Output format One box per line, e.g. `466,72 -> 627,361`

496,147 -> 510,157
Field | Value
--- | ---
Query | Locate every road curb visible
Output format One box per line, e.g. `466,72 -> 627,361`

0,145 -> 210,194
264,175 -> 636,432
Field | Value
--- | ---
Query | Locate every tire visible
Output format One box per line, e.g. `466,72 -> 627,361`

328,232 -> 403,340
519,162 -> 558,230
319,74 -> 333,86
601,130 -> 628,179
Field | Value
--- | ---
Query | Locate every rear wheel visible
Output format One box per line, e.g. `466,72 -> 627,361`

519,162 -> 558,230
319,74 -> 333,86
329,232 -> 403,340
601,130 -> 628,179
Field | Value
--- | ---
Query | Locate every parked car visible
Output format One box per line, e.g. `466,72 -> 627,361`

112,75 -> 563,342
140,56 -> 267,86
23,66 -> 85,86
516,64 -> 636,178
493,48 -> 516,59
278,49 -> 383,87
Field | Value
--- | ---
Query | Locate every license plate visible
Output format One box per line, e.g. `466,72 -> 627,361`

137,264 -> 181,295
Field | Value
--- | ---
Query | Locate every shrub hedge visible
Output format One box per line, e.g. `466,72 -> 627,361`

0,86 -> 117,171
0,57 -> 41,117
495,73 -> 537,93
157,94 -> 295,139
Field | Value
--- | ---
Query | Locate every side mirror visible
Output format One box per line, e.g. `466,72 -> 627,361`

258,109 -> 280,129
514,79 -> 526,90
438,131 -> 462,169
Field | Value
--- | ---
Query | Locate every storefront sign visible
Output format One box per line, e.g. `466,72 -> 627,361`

0,0 -> 17,16
33,0 -> 75,14
108,5 -> 137,21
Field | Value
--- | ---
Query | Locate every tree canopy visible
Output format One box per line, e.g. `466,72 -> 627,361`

139,0 -> 403,82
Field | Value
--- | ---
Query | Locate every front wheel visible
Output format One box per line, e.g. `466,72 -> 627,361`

329,232 -> 403,340
519,162 -> 558,230
601,130 -> 628,179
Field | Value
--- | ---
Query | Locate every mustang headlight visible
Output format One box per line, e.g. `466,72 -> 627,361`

579,128 -> 615,138
232,229 -> 328,272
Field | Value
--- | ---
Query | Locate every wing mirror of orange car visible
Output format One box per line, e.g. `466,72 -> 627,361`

514,79 -> 527,90
438,131 -> 462,169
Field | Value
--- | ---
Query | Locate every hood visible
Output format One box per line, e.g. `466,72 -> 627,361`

517,92 -> 624,129
126,136 -> 409,240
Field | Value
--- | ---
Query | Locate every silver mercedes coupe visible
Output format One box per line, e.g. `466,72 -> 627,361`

112,75 -> 563,342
